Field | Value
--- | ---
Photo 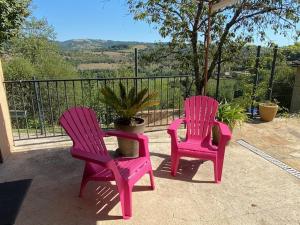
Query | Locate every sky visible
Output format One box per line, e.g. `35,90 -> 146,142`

31,0 -> 298,46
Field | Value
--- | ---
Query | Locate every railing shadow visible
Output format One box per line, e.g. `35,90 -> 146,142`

95,184 -> 122,221
151,152 -> 215,184
95,183 -> 153,221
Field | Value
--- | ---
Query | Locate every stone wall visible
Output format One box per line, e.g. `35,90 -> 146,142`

291,67 -> 300,113
0,59 -> 14,162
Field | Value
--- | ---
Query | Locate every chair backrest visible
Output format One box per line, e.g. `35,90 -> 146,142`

59,107 -> 108,156
184,96 -> 218,140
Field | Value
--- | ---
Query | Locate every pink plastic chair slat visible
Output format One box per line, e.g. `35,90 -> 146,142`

198,96 -> 206,138
74,110 -> 99,154
85,108 -> 107,151
74,108 -> 102,154
195,96 -> 201,136
202,97 -> 212,138
81,108 -> 107,155
117,158 -> 149,180
59,107 -> 155,219
75,108 -> 105,155
184,98 -> 191,137
206,97 -> 218,138
60,112 -> 90,153
167,96 -> 232,183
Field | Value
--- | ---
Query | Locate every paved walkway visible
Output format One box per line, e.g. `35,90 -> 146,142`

235,117 -> 300,171
1,128 -> 300,225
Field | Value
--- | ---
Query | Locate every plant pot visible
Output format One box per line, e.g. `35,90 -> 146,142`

212,125 -> 232,146
114,118 -> 145,157
259,103 -> 278,122
212,126 -> 220,145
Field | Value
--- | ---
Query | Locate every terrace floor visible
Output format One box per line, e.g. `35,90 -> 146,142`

1,118 -> 300,225
236,117 -> 300,171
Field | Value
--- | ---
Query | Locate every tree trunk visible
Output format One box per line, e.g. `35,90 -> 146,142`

191,32 -> 202,95
199,7 -> 243,91
191,2 -> 204,95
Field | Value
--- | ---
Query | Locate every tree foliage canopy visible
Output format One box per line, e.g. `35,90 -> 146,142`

128,0 -> 300,93
0,0 -> 31,46
3,17 -> 78,80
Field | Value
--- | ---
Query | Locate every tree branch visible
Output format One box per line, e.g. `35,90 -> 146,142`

235,7 -> 278,23
206,6 -> 243,82
193,2 -> 204,32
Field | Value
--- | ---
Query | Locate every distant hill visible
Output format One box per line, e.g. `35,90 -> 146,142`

57,39 -> 154,51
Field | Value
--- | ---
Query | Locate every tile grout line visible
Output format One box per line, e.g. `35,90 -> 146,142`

236,139 -> 300,180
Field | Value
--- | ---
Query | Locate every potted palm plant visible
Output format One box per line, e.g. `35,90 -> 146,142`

100,82 -> 159,157
212,101 -> 247,145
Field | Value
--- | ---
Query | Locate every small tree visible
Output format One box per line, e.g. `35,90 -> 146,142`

128,0 -> 300,94
5,17 -> 78,79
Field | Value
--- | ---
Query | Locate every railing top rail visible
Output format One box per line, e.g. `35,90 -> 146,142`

3,75 -> 194,83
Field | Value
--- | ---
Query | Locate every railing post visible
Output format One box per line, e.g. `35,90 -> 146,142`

134,48 -> 138,96
0,59 -> 14,162
33,77 -> 45,135
215,47 -> 222,100
267,46 -> 278,101
251,45 -> 261,118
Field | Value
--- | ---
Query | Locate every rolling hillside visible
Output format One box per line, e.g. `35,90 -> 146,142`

58,39 -> 153,51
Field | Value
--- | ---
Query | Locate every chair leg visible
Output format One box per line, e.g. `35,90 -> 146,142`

79,165 -> 89,197
217,157 -> 225,182
171,154 -> 180,177
148,170 -> 155,190
119,184 -> 133,220
213,160 -> 219,184
79,176 -> 88,197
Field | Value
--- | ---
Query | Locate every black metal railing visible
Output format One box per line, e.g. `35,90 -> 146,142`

4,73 -> 294,143
3,46 -> 294,143
5,75 -> 199,141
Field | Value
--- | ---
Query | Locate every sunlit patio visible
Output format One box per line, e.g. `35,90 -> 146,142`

1,119 -> 300,225
1,0 -> 300,224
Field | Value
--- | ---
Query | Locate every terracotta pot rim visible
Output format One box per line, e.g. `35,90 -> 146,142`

114,117 -> 145,127
259,103 -> 278,108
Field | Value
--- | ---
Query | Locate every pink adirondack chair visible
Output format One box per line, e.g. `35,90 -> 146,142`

167,96 -> 231,183
59,107 -> 155,219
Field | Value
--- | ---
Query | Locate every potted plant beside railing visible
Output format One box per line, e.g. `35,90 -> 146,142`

100,82 -> 159,157
212,101 -> 247,145
259,100 -> 279,122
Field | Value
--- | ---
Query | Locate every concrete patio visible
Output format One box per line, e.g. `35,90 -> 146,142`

236,117 -> 300,171
1,120 -> 300,225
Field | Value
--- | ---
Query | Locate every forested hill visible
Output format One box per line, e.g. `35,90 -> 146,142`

57,39 -> 154,51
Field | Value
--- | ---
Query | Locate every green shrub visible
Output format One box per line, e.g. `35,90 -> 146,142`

3,57 -> 36,80
217,101 -> 247,130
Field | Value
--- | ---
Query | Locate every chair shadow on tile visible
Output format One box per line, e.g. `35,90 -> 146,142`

151,152 -> 215,184
95,183 -> 153,221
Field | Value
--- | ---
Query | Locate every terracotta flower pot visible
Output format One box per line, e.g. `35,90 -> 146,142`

114,118 -> 145,157
212,125 -> 232,146
259,103 -> 278,122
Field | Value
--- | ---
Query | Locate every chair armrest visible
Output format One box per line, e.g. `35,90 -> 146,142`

213,121 -> 232,141
104,130 -> 150,158
71,147 -> 112,166
167,118 -> 185,149
71,147 -> 125,182
167,118 -> 185,135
